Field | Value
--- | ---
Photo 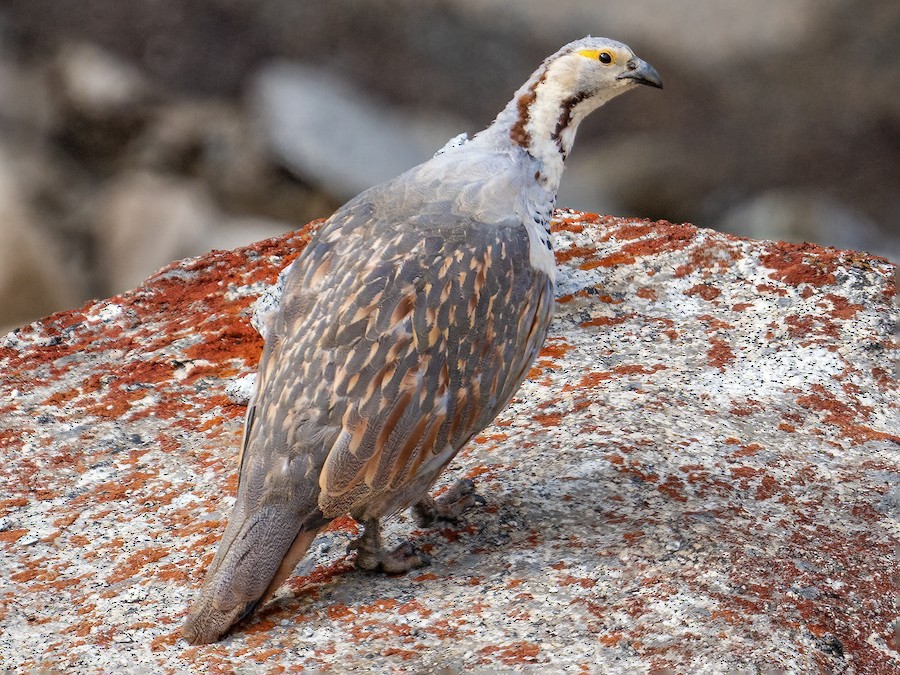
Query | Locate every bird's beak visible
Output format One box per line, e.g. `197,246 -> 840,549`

617,57 -> 663,89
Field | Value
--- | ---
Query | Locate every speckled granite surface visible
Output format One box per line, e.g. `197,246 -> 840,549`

0,212 -> 897,673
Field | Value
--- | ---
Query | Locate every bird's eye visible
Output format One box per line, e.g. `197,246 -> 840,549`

598,52 -> 612,64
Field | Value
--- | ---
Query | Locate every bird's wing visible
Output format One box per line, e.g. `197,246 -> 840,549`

236,186 -> 552,520
314,217 -> 553,519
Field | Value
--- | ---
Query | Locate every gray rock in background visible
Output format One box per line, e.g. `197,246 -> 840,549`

0,146 -> 86,333
92,172 -> 219,293
93,172 -> 292,294
253,63 -> 465,201
51,41 -> 152,119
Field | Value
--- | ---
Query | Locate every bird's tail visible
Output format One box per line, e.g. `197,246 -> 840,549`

182,504 -> 324,645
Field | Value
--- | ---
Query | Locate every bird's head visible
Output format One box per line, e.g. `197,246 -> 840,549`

499,36 -> 662,180
568,37 -> 663,95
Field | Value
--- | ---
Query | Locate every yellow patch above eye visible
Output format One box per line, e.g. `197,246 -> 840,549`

577,49 -> 616,64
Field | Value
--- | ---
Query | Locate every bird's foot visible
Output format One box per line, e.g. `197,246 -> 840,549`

413,478 -> 485,527
349,519 -> 431,574
351,539 -> 431,574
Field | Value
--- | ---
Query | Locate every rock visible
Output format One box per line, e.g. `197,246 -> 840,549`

50,42 -> 152,119
719,190 -> 900,263
0,53 -> 54,134
127,101 -> 332,223
45,42 -> 156,165
205,216 -> 292,255
0,212 -> 896,671
92,172 -> 219,294
91,172 -> 292,295
0,147 -> 86,332
252,62 -> 465,200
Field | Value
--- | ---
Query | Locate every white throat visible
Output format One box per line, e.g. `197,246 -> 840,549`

504,57 -> 612,192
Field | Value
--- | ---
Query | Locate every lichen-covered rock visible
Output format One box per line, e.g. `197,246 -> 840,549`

0,212 -> 896,672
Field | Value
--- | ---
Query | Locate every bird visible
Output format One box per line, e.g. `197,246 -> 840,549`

183,36 -> 662,645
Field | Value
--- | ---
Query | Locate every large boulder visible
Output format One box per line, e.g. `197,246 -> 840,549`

0,213 -> 896,671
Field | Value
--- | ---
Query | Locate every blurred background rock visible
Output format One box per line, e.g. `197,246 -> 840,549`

0,0 -> 897,331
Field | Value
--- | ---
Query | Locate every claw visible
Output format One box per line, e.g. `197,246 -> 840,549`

351,519 -> 431,573
413,477 -> 485,526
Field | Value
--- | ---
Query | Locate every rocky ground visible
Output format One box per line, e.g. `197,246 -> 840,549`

0,0 -> 898,331
0,212 -> 896,672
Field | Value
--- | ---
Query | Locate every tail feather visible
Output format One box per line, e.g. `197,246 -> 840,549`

183,506 -> 323,645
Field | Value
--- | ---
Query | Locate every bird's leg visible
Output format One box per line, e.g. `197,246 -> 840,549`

413,478 -> 485,527
349,518 -> 431,574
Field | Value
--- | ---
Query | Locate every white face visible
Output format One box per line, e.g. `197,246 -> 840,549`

570,42 -> 662,96
577,45 -> 635,81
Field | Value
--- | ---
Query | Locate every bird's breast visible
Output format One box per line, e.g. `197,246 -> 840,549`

523,217 -> 556,279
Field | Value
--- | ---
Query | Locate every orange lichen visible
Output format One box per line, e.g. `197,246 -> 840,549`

479,641 -> 541,665
759,241 -> 838,287
580,251 -> 637,270
0,529 -> 28,543
533,412 -> 563,427
707,338 -> 735,371
685,284 -> 722,301
107,547 -> 172,584
538,339 -> 575,359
